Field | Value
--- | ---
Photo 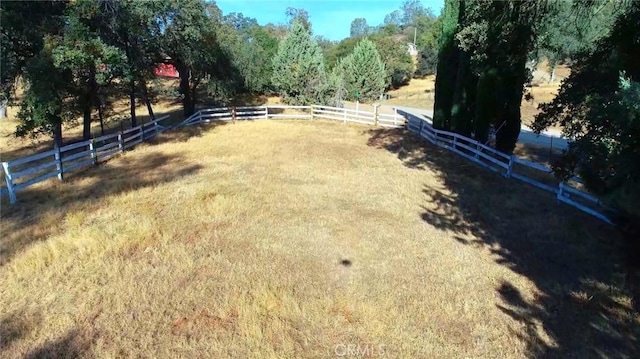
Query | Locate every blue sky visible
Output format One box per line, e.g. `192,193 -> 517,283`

215,0 -> 444,41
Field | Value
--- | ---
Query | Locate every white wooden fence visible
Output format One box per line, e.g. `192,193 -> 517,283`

0,104 -> 614,225
400,110 -> 613,224
1,115 -> 170,203
178,104 -> 405,128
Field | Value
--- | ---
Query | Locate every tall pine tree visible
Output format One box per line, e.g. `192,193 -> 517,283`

271,19 -> 328,105
339,39 -> 386,102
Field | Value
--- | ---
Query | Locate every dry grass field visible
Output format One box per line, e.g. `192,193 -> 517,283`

1,118 -> 638,358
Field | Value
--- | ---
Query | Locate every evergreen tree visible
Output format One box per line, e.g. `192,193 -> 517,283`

414,46 -> 438,78
339,39 -> 387,102
433,0 -> 462,130
271,19 -> 328,105
433,0 -> 547,152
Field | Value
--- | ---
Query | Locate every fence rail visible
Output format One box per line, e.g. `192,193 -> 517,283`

1,105 -> 614,225
399,110 -> 612,224
1,115 -> 170,203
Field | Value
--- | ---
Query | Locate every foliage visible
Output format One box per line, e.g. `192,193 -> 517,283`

16,38 -> 71,147
534,3 -> 640,218
371,35 -> 414,89
271,19 -> 329,105
433,0 -> 462,130
414,46 -> 438,78
533,0 -> 624,81
434,0 -> 547,152
411,14 -> 442,51
221,13 -> 279,95
350,18 -> 369,38
52,0 -> 129,139
384,10 -> 403,27
327,65 -> 346,107
155,0 -> 235,116
323,37 -> 360,70
1,0 -> 68,142
286,7 -> 311,32
0,1 -> 67,103
335,39 -> 386,102
401,0 -> 431,24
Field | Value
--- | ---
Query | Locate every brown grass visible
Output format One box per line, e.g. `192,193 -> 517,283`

1,119 -> 637,358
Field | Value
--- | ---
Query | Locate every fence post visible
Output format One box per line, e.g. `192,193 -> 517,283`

89,139 -> 97,165
119,121 -> 124,151
505,155 -> 514,178
2,162 -> 17,204
118,121 -> 124,152
557,182 -> 564,203
54,145 -> 63,180
343,107 -> 347,124
452,136 -> 457,150
232,106 -> 237,123
310,105 -> 315,120
264,106 -> 269,120
374,104 -> 379,126
118,133 -> 124,152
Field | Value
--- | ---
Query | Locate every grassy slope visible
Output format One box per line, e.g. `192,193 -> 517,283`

1,120 -> 637,358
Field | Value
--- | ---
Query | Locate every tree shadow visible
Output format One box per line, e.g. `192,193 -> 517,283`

1,310 -> 42,350
0,309 -> 92,359
0,151 -> 203,265
24,329 -> 95,359
366,127 -> 640,358
1,311 -> 92,358
514,142 -> 563,166
147,120 -> 229,145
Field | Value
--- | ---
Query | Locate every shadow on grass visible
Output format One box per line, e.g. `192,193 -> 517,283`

25,329 -> 95,359
514,142 -> 563,166
366,127 -> 640,358
0,150 -> 203,266
147,120 -> 230,145
0,310 -> 42,350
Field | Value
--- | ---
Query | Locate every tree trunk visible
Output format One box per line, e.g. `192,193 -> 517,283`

53,120 -> 63,149
83,67 -> 98,140
98,104 -> 105,136
130,80 -> 137,127
176,61 -> 195,117
142,82 -> 155,120
82,103 -> 92,140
